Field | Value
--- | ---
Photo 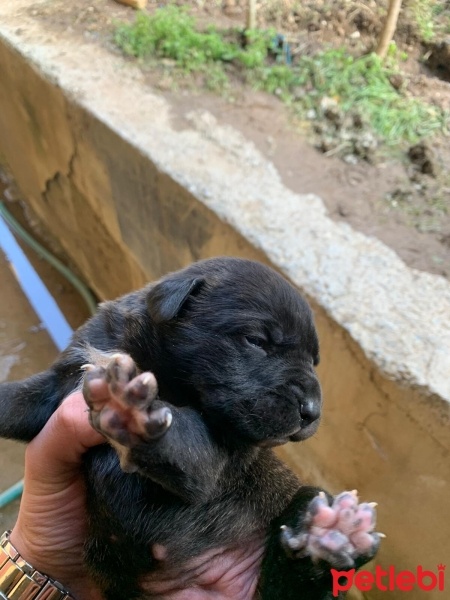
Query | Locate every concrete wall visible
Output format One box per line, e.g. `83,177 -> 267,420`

0,5 -> 449,598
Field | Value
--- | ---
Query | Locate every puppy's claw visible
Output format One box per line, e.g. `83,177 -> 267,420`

81,363 -> 95,371
165,411 -> 173,428
281,525 -> 308,553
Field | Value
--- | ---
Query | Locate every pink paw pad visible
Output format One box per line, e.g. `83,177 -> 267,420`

82,353 -> 172,448
281,490 -> 383,569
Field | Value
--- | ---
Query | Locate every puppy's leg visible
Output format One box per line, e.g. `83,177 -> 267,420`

83,353 -> 227,502
0,369 -> 71,441
259,486 -> 381,599
0,340 -> 93,442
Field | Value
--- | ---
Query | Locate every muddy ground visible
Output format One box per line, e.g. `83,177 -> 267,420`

18,0 -> 450,278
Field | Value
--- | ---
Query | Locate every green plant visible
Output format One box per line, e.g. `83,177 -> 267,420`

291,49 -> 448,146
114,8 -> 279,72
239,29 -> 274,68
113,7 -> 449,152
431,2 -> 450,34
411,0 -> 435,41
204,63 -> 229,92
252,64 -> 299,96
386,41 -> 408,63
114,8 -> 237,69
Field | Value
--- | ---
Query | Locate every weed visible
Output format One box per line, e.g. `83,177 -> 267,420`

386,41 -> 408,64
270,48 -> 448,147
114,8 -> 237,69
431,2 -> 450,34
114,8 -> 276,71
204,63 -> 229,93
251,64 -> 299,96
113,6 -> 449,152
411,0 -> 435,42
239,29 -> 275,68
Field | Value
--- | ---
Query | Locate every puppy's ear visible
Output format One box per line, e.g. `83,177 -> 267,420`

147,277 -> 205,323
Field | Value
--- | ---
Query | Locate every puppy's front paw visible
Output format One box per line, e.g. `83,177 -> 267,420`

82,353 -> 172,451
281,491 -> 382,570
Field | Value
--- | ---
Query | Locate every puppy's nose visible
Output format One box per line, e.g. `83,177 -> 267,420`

300,398 -> 321,426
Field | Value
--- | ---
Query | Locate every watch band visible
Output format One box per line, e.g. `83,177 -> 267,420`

0,531 -> 76,600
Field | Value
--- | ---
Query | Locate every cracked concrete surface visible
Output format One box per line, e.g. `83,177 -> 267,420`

0,2 -> 449,597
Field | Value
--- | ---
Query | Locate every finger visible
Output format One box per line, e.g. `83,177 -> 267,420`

25,391 -> 105,483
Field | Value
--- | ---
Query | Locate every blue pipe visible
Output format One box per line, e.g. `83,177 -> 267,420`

0,480 -> 24,510
0,204 -> 96,509
0,213 -> 73,351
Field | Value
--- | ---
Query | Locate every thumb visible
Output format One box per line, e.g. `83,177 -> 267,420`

25,391 -> 105,486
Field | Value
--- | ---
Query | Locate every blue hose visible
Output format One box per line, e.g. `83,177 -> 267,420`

0,202 -> 97,315
0,480 -> 24,509
0,201 -> 97,509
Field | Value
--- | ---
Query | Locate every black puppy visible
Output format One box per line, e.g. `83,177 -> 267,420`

0,257 -> 380,599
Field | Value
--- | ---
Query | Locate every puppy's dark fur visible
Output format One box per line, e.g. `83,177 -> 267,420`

0,258 -> 371,599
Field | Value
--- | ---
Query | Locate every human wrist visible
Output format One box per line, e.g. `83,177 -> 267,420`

5,528 -> 101,600
1,529 -> 76,599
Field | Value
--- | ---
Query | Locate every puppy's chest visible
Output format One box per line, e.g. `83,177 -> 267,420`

139,491 -> 270,558
139,536 -> 265,600
139,470 -> 288,557
94,487 -> 268,599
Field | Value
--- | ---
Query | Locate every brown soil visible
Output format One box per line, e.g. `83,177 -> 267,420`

24,0 -> 450,279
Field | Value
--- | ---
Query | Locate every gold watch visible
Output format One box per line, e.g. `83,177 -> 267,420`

0,531 -> 76,599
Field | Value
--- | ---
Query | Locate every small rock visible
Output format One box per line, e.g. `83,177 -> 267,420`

114,0 -> 147,8
389,73 -> 404,90
319,137 -> 338,153
320,97 -> 342,126
313,123 -> 325,134
338,204 -> 350,217
343,154 -> 359,165
351,112 -> 364,129
156,77 -> 173,91
293,87 -> 305,100
320,96 -> 339,111
307,21 -> 321,32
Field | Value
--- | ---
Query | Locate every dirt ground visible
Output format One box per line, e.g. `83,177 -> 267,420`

22,0 -> 450,279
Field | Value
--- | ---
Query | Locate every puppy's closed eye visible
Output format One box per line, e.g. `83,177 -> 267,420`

244,335 -> 268,354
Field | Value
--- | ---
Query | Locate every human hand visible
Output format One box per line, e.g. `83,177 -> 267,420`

9,392 -> 105,600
